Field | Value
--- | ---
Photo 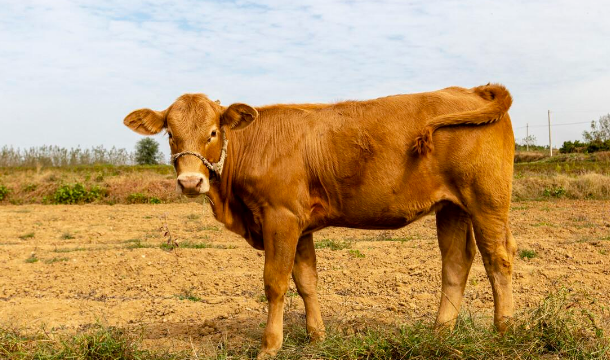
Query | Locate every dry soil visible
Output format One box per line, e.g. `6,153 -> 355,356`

0,200 -> 609,354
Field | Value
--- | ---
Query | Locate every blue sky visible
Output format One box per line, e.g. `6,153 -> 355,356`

1,0 -> 609,154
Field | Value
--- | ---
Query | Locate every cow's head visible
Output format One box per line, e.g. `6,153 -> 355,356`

124,94 -> 257,196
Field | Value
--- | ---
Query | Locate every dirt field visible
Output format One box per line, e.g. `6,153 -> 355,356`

1,200 -> 609,355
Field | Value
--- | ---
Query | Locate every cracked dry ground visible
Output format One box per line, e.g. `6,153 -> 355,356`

1,200 -> 609,353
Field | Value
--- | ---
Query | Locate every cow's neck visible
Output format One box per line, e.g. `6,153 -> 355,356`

205,139 -> 248,238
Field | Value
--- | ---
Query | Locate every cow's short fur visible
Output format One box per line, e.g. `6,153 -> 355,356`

125,84 -> 516,358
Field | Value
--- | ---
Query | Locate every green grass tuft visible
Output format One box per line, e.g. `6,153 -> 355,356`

124,238 -> 155,249
53,247 -> 87,253
315,239 -> 352,250
18,232 -> 35,240
185,214 -> 201,220
349,249 -> 366,258
175,288 -> 202,302
60,232 -> 75,240
44,257 -> 69,264
519,249 -> 537,260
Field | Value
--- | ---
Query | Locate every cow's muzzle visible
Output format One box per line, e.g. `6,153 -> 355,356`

177,173 -> 210,196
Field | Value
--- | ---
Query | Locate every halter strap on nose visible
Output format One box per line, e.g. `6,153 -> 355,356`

170,128 -> 229,176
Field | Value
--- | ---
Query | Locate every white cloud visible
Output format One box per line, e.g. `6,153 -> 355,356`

1,0 -> 609,152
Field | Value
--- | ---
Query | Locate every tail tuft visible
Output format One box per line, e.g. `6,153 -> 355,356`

412,83 -> 512,156
412,127 -> 434,155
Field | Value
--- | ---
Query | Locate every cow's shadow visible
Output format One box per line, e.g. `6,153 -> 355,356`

134,310 -> 403,352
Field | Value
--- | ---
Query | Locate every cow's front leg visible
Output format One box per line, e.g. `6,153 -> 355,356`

258,209 -> 300,359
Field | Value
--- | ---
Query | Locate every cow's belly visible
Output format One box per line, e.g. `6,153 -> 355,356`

323,193 -> 439,231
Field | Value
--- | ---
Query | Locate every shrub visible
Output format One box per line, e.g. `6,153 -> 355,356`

53,183 -> 105,204
543,186 -> 566,198
22,183 -> 37,192
0,184 -> 10,201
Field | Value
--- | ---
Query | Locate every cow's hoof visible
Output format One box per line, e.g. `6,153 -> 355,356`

256,349 -> 278,359
309,330 -> 326,343
495,316 -> 513,334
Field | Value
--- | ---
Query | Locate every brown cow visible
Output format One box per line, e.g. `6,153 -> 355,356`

124,84 -> 516,358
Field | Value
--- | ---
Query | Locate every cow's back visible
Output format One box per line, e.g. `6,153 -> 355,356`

230,86 -> 514,232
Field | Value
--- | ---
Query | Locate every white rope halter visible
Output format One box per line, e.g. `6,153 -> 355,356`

170,128 -> 229,176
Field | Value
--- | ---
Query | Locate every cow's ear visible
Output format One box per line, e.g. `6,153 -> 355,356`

123,109 -> 166,135
221,103 -> 258,130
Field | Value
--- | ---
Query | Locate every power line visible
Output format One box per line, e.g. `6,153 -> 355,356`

514,120 -> 592,129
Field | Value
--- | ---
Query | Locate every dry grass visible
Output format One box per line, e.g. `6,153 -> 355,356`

514,151 -> 549,163
513,173 -> 610,200
1,156 -> 609,204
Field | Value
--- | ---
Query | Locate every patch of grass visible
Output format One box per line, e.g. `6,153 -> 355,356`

25,254 -> 38,263
315,239 -> 352,250
176,288 -> 201,302
198,224 -> 221,231
0,324 -> 179,359
10,208 -> 31,213
45,257 -> 69,264
124,238 -> 154,249
519,249 -> 537,260
53,247 -> 87,253
126,192 -> 161,204
0,291 -> 607,359
186,213 -> 201,221
364,231 -> 415,242
543,186 -> 567,198
160,241 -> 233,250
22,183 -> 37,192
18,232 -> 35,240
533,221 -> 554,227
349,249 -> 365,258
227,290 -> 609,359
511,205 -> 530,211
60,232 -> 75,240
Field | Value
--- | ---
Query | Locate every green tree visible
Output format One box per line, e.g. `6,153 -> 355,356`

135,138 -> 163,165
583,114 -> 610,142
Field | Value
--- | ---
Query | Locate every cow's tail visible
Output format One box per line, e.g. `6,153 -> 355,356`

412,83 -> 513,156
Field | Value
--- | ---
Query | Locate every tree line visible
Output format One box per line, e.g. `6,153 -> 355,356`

517,114 -> 610,153
0,138 -> 165,167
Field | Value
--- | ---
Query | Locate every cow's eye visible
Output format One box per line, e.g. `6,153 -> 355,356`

211,130 -> 217,137
167,132 -> 173,139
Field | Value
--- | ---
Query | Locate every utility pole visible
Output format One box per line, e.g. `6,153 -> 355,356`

526,123 -> 529,152
548,110 -> 552,156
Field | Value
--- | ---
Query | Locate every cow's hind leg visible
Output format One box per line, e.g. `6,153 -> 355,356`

292,233 -> 325,341
258,210 -> 300,359
471,212 -> 517,333
435,203 -> 476,329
